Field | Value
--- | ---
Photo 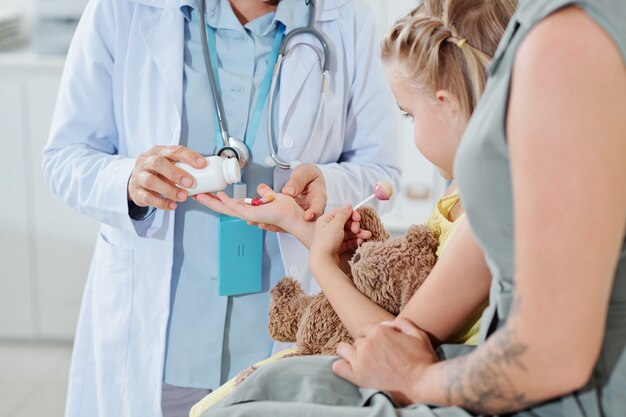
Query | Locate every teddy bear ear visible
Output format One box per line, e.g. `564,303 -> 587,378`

357,206 -> 390,242
405,225 -> 438,251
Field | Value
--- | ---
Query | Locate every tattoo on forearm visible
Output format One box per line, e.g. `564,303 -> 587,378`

442,296 -> 536,414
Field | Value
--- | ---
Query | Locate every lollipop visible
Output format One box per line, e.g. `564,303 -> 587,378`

353,180 -> 394,210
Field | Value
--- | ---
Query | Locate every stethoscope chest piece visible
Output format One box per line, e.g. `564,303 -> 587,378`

200,0 -> 329,171
217,137 -> 250,170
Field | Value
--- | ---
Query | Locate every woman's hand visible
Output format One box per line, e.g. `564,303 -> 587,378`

128,145 -> 207,210
195,184 -> 304,231
310,206 -> 372,266
332,318 -> 438,407
282,164 -> 327,221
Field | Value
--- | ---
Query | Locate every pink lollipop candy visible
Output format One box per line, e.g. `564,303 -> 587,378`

354,180 -> 394,209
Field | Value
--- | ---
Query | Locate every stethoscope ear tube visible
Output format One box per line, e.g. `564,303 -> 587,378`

279,27 -> 330,73
199,0 -> 232,151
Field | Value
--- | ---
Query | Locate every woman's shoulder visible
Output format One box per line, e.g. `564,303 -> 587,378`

514,5 -> 625,87
514,0 -> 626,63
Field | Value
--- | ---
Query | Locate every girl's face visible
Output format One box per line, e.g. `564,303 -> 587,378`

387,66 -> 466,180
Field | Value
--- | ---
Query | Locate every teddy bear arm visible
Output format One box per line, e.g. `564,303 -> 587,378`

296,293 -> 352,355
269,278 -> 314,342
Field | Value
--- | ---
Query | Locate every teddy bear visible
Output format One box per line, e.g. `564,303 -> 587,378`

268,206 -> 438,355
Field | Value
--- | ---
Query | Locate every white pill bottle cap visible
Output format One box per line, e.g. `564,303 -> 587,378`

222,157 -> 241,184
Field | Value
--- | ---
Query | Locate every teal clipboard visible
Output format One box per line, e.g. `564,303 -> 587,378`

217,216 -> 263,296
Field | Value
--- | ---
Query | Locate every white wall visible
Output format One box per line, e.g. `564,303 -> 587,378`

0,0 -> 33,26
0,0 -> 32,12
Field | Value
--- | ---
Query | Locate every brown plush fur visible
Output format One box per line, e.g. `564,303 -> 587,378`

268,206 -> 438,355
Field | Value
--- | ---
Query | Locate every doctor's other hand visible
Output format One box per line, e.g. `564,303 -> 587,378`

333,318 -> 438,407
282,163 -> 327,221
128,145 -> 207,210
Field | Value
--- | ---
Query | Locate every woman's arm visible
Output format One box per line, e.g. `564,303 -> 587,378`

334,7 -> 626,414
431,10 -> 626,412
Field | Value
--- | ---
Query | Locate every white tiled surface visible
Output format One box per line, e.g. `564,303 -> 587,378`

0,341 -> 71,417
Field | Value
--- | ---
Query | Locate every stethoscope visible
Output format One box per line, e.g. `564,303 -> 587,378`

198,0 -> 330,170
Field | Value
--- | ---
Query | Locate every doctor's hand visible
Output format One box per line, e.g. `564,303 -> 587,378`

333,318 -> 438,407
282,164 -> 327,222
128,145 -> 207,210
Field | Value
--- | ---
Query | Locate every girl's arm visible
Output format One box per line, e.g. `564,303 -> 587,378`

196,189 -> 317,246
195,185 -> 371,248
310,207 -> 396,336
335,7 -> 626,413
310,208 -> 492,340
399,220 -> 491,344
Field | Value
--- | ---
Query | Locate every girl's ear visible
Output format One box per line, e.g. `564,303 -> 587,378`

435,89 -> 460,111
435,89 -> 464,126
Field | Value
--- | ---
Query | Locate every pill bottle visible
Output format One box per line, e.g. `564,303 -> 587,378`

176,156 -> 241,195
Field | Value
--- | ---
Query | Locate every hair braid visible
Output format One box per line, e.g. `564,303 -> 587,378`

381,0 -> 517,119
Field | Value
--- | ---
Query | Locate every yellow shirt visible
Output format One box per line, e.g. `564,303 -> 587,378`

426,188 -> 484,346
426,188 -> 465,258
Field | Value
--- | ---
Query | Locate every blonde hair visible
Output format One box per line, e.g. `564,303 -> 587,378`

381,0 -> 517,120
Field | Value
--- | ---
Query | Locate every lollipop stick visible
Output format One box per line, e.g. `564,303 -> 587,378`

354,193 -> 375,210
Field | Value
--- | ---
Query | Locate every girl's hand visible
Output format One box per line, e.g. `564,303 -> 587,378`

339,209 -> 373,255
194,184 -> 303,231
332,318 -> 438,406
310,205 -> 371,264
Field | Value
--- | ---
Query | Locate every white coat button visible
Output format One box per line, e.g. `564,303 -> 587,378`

283,136 -> 295,149
289,266 -> 299,277
265,155 -> 276,168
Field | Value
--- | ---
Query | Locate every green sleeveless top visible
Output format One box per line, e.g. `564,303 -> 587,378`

455,1 -> 626,416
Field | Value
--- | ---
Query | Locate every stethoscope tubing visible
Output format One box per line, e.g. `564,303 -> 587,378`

199,0 -> 232,150
267,55 -> 328,170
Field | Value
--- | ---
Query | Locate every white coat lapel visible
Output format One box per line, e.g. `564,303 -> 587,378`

139,4 -> 184,118
277,45 -> 318,130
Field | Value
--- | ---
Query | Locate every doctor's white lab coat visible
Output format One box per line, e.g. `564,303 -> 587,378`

42,0 -> 400,416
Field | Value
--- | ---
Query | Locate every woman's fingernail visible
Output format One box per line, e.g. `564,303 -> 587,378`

283,186 -> 294,195
169,202 -> 177,210
196,157 -> 205,165
177,191 -> 187,201
182,177 -> 193,187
